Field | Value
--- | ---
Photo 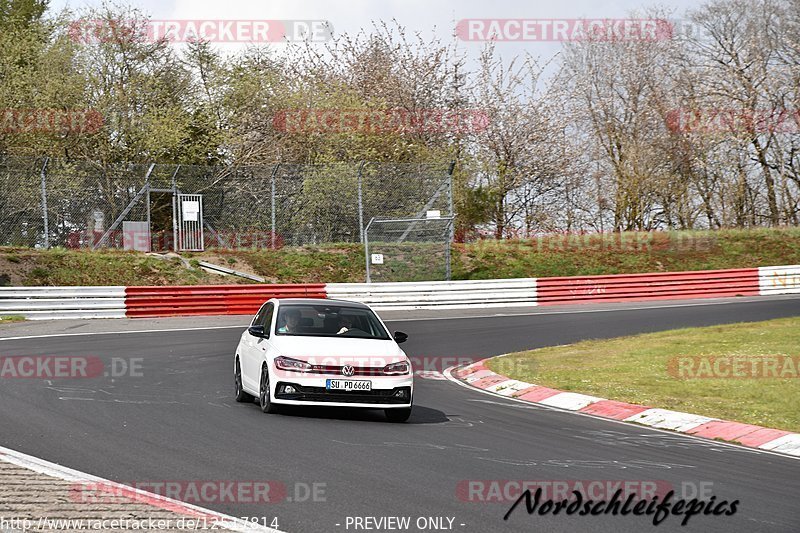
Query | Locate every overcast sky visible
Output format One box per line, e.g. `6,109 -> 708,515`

50,0 -> 703,62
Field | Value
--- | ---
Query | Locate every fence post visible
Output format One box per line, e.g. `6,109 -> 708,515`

171,165 -> 181,251
447,161 -> 455,217
357,161 -> 366,244
364,217 -> 374,283
145,171 -> 152,253
40,157 -> 50,249
446,161 -> 455,280
270,163 -> 280,249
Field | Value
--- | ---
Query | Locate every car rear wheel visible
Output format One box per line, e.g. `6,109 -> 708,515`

385,406 -> 412,422
259,364 -> 279,414
234,358 -> 254,403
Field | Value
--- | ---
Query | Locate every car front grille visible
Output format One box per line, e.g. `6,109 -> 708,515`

308,365 -> 386,376
274,383 -> 411,404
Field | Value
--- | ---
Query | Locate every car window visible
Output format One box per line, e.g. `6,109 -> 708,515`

261,303 -> 274,332
252,303 -> 268,326
275,304 -> 390,340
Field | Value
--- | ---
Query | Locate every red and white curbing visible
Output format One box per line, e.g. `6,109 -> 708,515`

451,359 -> 800,458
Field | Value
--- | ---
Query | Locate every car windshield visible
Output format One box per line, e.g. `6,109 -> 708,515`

274,304 -> 391,340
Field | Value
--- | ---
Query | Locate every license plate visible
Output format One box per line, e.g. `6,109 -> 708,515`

326,379 -> 372,392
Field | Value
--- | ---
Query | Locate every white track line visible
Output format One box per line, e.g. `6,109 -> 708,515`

442,365 -> 800,462
0,324 -> 248,342
387,294 -> 800,322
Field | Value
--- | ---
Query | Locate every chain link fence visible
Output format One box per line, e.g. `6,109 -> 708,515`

0,157 -> 454,251
365,216 -> 454,282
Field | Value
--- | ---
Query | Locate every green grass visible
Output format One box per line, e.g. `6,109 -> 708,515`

452,227 -> 800,279
0,315 -> 26,323
0,247 -> 230,286
487,317 -> 800,432
1,227 -> 799,285
229,245 -> 365,283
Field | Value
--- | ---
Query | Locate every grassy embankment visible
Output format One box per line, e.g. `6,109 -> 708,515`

0,227 -> 798,286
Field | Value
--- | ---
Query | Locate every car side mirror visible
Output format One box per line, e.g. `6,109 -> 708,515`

248,325 -> 266,338
393,331 -> 408,344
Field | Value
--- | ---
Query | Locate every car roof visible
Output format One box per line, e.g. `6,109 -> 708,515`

275,298 -> 371,310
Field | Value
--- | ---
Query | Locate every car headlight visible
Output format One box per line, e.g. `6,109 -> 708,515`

383,361 -> 410,375
275,356 -> 312,372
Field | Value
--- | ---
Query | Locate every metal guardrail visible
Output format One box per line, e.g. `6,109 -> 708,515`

536,268 -> 762,305
758,265 -> 800,296
327,279 -> 538,309
0,265 -> 797,320
0,286 -> 126,320
124,285 -> 326,317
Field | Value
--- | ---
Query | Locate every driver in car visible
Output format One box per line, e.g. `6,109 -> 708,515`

277,309 -> 301,333
336,315 -> 354,335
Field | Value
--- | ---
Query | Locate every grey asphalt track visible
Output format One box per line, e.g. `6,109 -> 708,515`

1,297 -> 799,533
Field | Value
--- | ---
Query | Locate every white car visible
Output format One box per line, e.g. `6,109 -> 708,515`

234,298 -> 413,422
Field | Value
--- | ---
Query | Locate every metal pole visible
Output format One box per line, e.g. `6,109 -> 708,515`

172,193 -> 179,251
170,165 -> 181,190
40,157 -> 49,249
364,217 -> 374,283
445,220 -> 452,281
446,161 -> 455,280
171,165 -> 180,251
198,195 -> 205,251
270,164 -> 280,249
145,185 -> 151,252
357,161 -> 366,244
447,160 -> 455,217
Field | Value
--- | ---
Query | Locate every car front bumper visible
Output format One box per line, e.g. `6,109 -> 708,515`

272,376 -> 413,408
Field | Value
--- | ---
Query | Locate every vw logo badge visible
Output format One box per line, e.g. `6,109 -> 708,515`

342,365 -> 355,377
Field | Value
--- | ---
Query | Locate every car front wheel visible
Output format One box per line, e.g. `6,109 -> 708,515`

234,358 -> 254,403
259,364 -> 279,414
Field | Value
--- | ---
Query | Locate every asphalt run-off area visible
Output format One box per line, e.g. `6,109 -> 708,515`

1,296 -> 799,532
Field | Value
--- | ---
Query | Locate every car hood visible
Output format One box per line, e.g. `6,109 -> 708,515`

270,335 -> 407,365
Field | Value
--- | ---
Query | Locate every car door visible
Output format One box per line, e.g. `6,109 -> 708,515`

241,303 -> 269,392
242,302 -> 274,392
